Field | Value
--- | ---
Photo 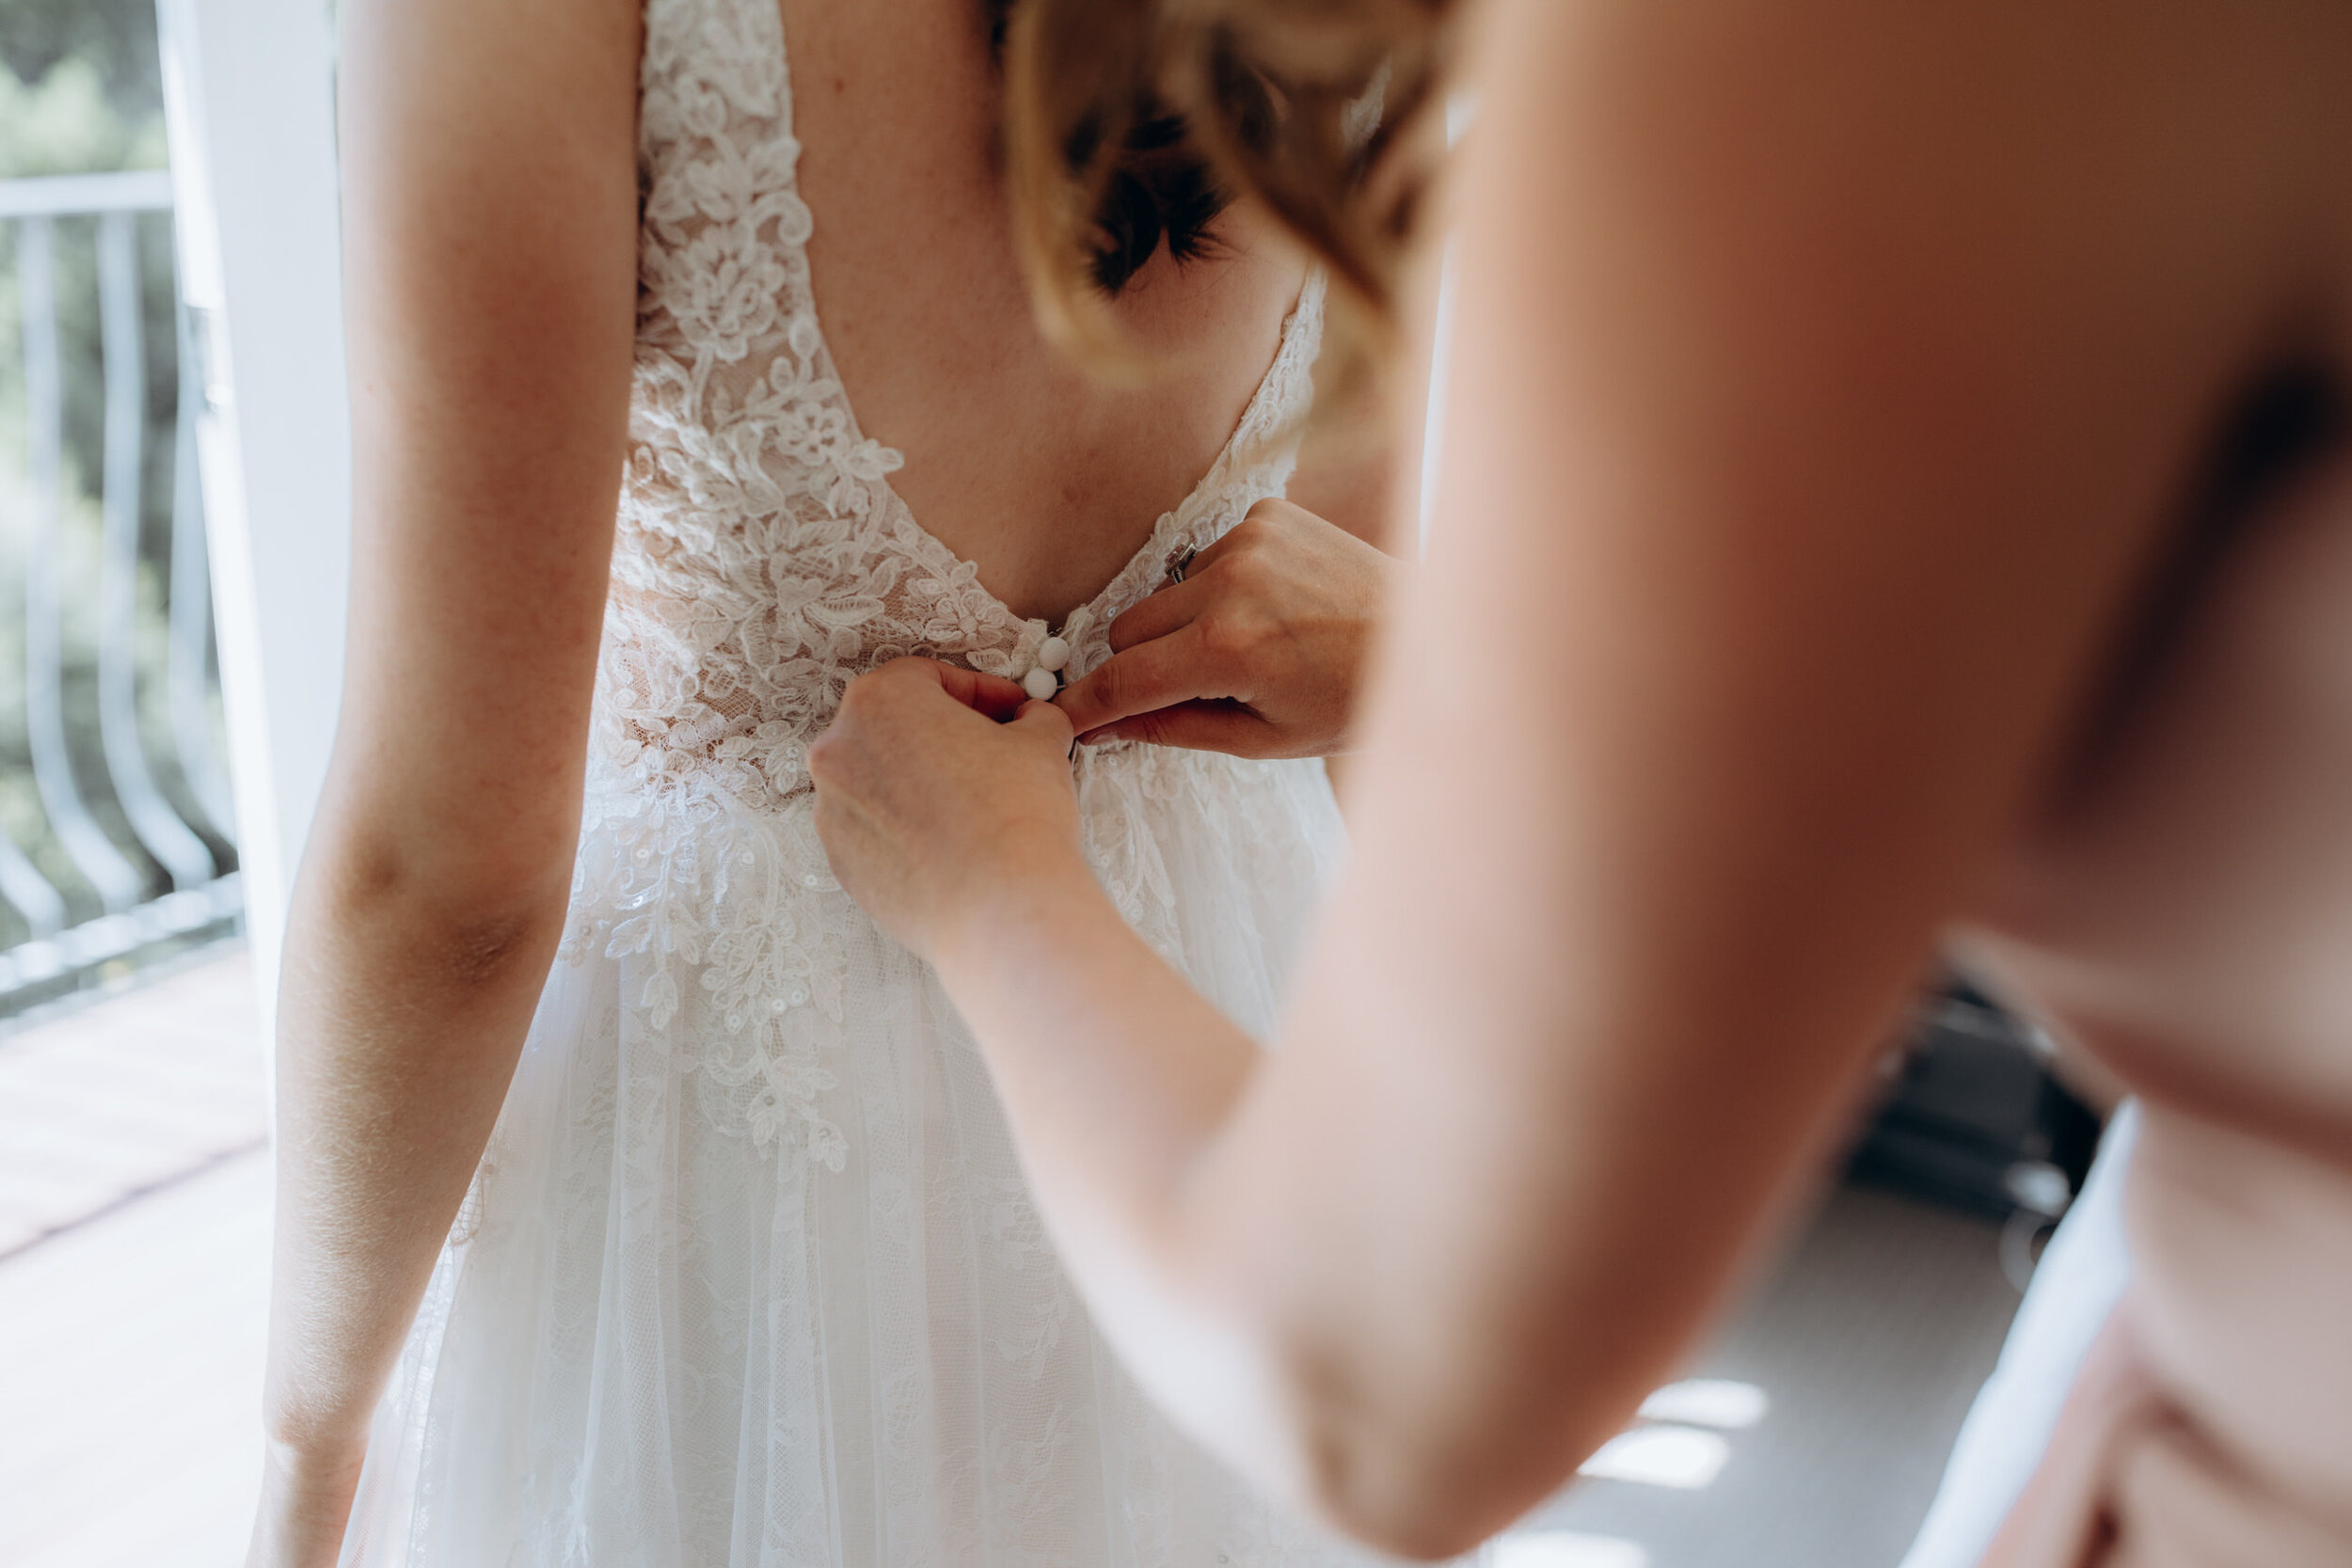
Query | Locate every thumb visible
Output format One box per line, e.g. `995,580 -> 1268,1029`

1054,624 -> 1216,736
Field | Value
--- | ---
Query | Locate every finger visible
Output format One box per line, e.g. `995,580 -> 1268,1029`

1083,700 -> 1274,758
963,669 -> 1034,721
918,658 -> 1031,720
1182,497 -> 1295,576
1008,697 -> 1076,752
1106,575 -> 1210,653
1053,623 -> 1229,736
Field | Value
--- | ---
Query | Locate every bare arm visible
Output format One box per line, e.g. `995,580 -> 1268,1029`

814,0 -> 2344,1554
250,1 -> 640,1560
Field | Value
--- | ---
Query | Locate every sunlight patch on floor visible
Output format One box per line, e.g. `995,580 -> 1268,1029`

1495,1529 -> 1651,1568
1638,1378 -> 1769,1432
1578,1425 -> 1733,1492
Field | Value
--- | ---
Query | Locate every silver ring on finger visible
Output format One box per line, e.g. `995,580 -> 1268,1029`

1166,545 -> 1198,584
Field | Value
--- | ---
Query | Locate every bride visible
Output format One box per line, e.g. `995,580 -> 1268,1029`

247,0 -> 1411,1562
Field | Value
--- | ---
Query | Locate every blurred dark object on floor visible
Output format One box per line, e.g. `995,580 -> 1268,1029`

1849,978 -> 2104,1226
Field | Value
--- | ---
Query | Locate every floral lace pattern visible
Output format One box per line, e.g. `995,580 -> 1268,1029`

559,0 -> 1324,1166
600,0 -> 1319,797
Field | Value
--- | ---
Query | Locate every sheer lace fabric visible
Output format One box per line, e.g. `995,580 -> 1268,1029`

337,0 -> 1441,1564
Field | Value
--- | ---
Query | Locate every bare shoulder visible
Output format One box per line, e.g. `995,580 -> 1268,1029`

338,0 -> 644,375
1446,0 -> 2352,743
1486,0 -> 2352,363
339,0 -> 643,192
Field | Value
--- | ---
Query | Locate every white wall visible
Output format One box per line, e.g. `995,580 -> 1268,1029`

155,0 -> 351,1040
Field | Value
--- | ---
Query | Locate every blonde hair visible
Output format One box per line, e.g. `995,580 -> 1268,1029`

1002,0 -> 1455,381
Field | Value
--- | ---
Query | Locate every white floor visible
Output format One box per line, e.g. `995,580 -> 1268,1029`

0,953 -> 265,1254
1522,1185 -> 2024,1568
0,950 -> 270,1568
0,1150 -> 270,1568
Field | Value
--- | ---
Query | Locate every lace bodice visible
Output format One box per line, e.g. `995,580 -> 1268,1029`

596,0 -> 1324,816
552,0 -> 1326,1164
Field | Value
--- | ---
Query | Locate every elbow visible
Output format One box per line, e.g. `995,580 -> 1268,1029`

1289,1430 -> 1520,1563
1316,1504 -> 1497,1564
1259,1345 -> 1559,1562
1172,1212 -> 1580,1558
292,812 -> 578,990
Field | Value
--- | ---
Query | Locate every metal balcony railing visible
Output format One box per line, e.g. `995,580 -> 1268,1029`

0,169 -> 242,1018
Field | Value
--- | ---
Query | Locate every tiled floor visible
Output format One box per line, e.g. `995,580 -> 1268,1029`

0,949 -> 270,1568
0,948 -> 2024,1568
0,952 -> 266,1257
0,1149 -> 270,1568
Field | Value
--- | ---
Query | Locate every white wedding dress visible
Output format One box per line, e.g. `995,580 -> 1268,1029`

337,1 -> 1416,1564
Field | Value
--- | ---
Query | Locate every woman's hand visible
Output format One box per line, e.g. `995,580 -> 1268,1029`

811,658 -> 1089,964
1054,498 -> 1394,757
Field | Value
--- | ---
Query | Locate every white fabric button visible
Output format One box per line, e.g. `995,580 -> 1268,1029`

1035,635 -> 1071,673
1022,666 -> 1057,703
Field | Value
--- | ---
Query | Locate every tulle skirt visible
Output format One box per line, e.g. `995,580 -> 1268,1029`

339,744 -> 1417,1567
